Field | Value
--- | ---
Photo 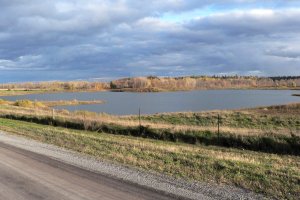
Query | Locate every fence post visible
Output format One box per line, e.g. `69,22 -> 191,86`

139,107 -> 141,134
52,109 -> 55,120
217,114 -> 220,142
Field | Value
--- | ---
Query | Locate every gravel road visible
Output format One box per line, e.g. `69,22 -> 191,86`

0,131 -> 266,200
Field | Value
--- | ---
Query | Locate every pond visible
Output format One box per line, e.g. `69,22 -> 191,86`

2,90 -> 298,115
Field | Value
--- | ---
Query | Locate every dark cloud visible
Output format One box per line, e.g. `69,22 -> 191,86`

0,1 -> 299,82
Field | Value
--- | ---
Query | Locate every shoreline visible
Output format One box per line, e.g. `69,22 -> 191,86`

0,99 -> 105,108
0,87 -> 299,97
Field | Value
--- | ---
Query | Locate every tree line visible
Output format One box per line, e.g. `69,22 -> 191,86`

1,76 -> 299,91
110,76 -> 300,90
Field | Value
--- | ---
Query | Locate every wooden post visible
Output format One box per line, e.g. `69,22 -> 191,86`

217,114 -> 220,142
139,107 -> 141,134
52,109 -> 55,120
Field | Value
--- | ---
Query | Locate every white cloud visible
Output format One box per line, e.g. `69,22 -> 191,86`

0,1 -> 300,81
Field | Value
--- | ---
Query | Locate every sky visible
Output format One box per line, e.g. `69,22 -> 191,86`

0,0 -> 300,82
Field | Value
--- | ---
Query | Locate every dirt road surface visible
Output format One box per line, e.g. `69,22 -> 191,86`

0,142 -> 175,200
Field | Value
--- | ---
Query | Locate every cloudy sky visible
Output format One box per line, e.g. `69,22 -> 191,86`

0,0 -> 300,82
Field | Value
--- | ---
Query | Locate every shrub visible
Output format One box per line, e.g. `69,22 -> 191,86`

14,100 -> 34,107
14,100 -> 45,108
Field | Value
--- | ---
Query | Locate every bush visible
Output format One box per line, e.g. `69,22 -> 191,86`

14,100 -> 45,108
14,100 -> 34,107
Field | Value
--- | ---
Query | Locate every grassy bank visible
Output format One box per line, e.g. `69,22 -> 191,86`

0,99 -> 104,108
1,112 -> 299,155
40,99 -> 105,107
134,104 -> 300,130
0,103 -> 299,155
0,118 -> 299,199
0,89 -> 49,97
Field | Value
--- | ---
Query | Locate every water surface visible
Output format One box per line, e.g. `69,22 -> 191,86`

2,90 -> 298,115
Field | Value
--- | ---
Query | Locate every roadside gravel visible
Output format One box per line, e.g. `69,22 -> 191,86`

0,131 -> 267,200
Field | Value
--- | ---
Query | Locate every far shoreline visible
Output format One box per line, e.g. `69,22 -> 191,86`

0,87 -> 299,97
0,75 -> 299,97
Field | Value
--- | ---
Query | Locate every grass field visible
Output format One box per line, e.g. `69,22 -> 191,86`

0,102 -> 299,155
132,104 -> 300,130
0,118 -> 299,199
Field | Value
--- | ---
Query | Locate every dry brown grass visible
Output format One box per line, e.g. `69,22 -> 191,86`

0,102 -> 299,137
0,99 -> 104,108
0,106 -> 287,136
42,99 -> 105,107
